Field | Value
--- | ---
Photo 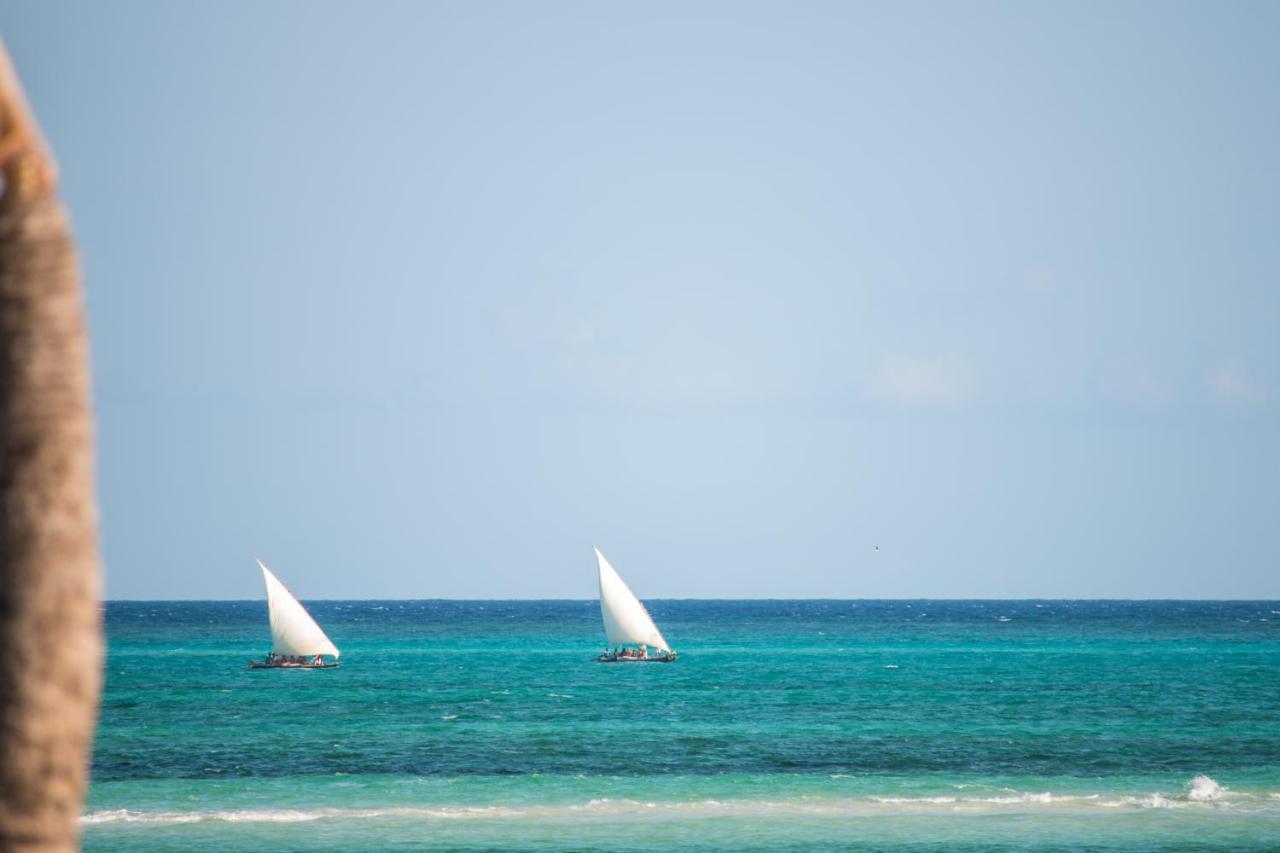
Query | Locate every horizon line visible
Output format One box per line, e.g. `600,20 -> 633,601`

101,596 -> 1280,603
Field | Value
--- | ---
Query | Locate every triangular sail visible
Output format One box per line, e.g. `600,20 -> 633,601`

258,559 -> 340,659
595,548 -> 670,652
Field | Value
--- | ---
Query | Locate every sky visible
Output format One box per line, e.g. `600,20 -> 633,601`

4,1 -> 1277,599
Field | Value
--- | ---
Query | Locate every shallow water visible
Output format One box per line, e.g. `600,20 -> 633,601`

87,600 -> 1280,850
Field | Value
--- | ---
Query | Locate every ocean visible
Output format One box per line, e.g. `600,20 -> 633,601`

87,600 -> 1280,851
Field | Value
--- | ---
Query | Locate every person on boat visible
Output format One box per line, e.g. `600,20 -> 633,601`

639,645 -> 648,659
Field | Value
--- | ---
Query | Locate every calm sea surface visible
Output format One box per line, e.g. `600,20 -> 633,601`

87,600 -> 1280,851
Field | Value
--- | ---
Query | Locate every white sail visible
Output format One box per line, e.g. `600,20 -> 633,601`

595,547 -> 670,652
258,559 -> 340,659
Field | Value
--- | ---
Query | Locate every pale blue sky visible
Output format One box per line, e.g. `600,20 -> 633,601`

5,2 -> 1277,599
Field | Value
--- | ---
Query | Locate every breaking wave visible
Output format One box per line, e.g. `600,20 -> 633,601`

81,777 -> 1271,826
1188,774 -> 1225,801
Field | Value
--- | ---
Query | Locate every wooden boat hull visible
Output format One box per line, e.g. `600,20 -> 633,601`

596,652 -> 677,663
248,660 -> 340,669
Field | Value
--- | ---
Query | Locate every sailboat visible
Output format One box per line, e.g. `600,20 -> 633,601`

594,547 -> 676,663
249,559 -> 341,669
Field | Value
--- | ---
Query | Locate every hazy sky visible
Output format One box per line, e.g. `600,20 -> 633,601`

5,2 -> 1277,599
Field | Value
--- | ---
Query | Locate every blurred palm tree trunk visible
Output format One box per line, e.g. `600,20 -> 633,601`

0,39 -> 102,852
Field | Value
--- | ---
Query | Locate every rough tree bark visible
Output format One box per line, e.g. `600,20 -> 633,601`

0,39 -> 103,853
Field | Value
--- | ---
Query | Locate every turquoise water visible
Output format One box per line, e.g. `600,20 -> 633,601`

87,600 -> 1280,850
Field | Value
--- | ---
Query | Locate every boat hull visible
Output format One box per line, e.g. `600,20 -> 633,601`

595,652 -> 677,663
248,660 -> 340,669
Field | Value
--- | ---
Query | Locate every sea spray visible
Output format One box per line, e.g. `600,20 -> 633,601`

1187,775 -> 1225,802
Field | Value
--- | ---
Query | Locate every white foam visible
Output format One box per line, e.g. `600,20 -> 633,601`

81,805 -> 542,826
1095,776 -> 1229,811
80,809 -> 203,826
1187,775 -> 1225,801
81,809 -> 322,826
984,793 -> 1057,805
875,792 -> 1107,808
79,781 -> 1273,827
1129,794 -> 1180,809
219,810 -> 327,823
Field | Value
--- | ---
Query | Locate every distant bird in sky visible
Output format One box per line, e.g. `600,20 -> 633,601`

874,545 -> 880,552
